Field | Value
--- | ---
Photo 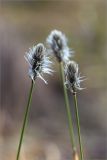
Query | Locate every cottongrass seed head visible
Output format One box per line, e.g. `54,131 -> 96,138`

25,43 -> 53,84
65,61 -> 85,94
46,29 -> 73,62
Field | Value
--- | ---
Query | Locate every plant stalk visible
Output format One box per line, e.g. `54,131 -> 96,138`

59,62 -> 76,151
73,93 -> 84,160
16,80 -> 34,160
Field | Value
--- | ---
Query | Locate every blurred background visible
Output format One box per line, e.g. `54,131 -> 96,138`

0,0 -> 107,160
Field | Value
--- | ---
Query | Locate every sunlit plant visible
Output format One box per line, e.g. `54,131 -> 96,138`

46,30 -> 78,159
65,60 -> 85,160
16,31 -> 85,160
16,43 -> 53,160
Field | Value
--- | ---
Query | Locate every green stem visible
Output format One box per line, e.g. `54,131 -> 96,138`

16,80 -> 34,160
73,93 -> 84,160
59,62 -> 76,151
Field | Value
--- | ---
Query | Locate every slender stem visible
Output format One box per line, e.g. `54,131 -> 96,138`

73,93 -> 84,160
16,80 -> 34,160
59,62 -> 76,151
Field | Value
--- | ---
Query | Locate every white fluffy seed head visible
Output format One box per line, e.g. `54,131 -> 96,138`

46,30 -> 73,62
25,43 -> 53,84
65,61 -> 85,93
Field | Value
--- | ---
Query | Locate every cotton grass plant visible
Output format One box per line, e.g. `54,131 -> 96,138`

47,29 -> 86,160
65,60 -> 85,160
16,30 -> 85,160
46,30 -> 78,159
16,43 -> 53,160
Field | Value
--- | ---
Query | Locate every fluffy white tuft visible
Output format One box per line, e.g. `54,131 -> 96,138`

25,43 -> 53,84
